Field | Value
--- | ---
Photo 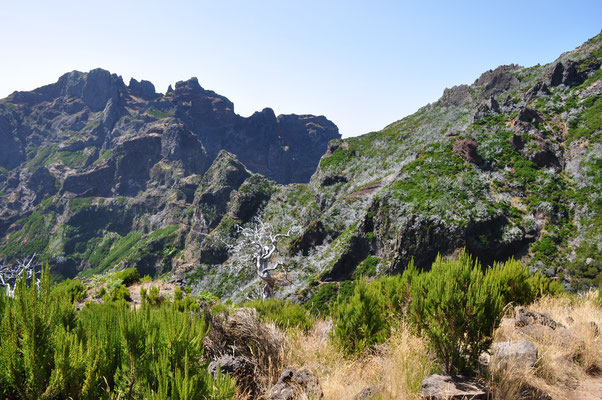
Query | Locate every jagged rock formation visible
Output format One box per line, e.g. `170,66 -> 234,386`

0,69 -> 338,277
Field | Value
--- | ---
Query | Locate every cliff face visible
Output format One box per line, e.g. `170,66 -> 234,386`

0,70 -> 338,276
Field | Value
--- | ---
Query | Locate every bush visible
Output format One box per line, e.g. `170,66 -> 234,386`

51,278 -> 87,303
486,258 -> 534,306
244,299 -> 313,331
112,267 -> 140,286
527,272 -> 564,298
0,267 -> 236,399
409,251 -> 504,374
332,278 -> 389,355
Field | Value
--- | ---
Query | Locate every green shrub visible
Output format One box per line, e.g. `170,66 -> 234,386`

244,299 -> 313,331
147,286 -> 163,306
112,267 -> 140,286
0,267 -> 235,399
486,258 -> 534,306
332,278 -> 388,355
409,251 -> 504,374
527,272 -> 564,298
105,284 -> 131,303
51,278 -> 87,303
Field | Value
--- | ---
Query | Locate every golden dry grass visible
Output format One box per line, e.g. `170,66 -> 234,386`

285,320 -> 434,399
278,292 -> 601,400
489,290 -> 602,400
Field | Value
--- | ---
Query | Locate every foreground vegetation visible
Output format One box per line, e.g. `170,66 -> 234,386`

0,268 -> 235,400
0,250 -> 599,399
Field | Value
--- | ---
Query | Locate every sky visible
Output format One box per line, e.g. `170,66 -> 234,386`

0,1 -> 601,137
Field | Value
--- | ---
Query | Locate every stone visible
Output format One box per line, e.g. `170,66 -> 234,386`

268,369 -> 323,400
422,374 -> 489,400
514,306 -> 561,330
207,355 -> 251,379
353,386 -> 382,400
490,340 -> 538,368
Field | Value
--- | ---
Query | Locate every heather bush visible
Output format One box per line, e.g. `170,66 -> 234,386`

409,250 -> 504,374
0,267 -> 235,399
244,298 -> 313,331
332,278 -> 389,355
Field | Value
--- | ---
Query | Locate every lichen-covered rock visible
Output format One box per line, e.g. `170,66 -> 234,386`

268,369 -> 323,400
422,374 -> 489,400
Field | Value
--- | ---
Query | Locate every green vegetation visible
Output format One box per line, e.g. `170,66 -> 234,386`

0,212 -> 53,259
409,251 -> 504,374
147,109 -> 173,119
0,267 -> 235,399
69,197 -> 94,212
51,278 -> 87,302
568,95 -> 602,143
332,278 -> 389,355
244,299 -> 313,331
352,255 -> 379,279
112,267 -> 141,286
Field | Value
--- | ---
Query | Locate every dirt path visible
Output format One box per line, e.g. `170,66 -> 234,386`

568,376 -> 602,400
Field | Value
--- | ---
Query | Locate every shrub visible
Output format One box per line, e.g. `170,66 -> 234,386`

409,251 -> 504,374
51,278 -> 87,303
112,267 -> 140,286
486,258 -> 535,306
0,267 -> 236,399
332,278 -> 389,355
244,299 -> 313,331
527,271 -> 564,298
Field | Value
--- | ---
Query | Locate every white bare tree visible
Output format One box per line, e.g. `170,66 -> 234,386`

0,254 -> 39,298
231,217 -> 294,299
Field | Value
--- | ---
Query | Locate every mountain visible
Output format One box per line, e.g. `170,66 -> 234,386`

1,34 -> 601,298
0,69 -> 339,277
182,33 -> 602,300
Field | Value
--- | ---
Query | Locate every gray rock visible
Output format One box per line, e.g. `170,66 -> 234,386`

491,340 -> 538,368
268,369 -> 323,400
353,385 -> 382,400
207,355 -> 251,379
422,374 -> 489,399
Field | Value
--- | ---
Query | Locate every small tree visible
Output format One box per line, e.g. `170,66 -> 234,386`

233,217 -> 293,299
409,250 -> 504,374
0,255 -> 39,298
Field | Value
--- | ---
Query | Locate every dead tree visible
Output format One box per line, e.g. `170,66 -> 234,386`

0,254 -> 39,298
235,217 -> 292,299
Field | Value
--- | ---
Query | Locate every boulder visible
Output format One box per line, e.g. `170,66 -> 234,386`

514,306 -> 561,329
353,385 -> 382,400
268,369 -> 323,400
490,340 -> 538,368
422,374 -> 489,400
207,355 -> 252,379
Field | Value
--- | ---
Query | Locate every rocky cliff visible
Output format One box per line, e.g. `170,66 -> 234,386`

0,69 -> 338,276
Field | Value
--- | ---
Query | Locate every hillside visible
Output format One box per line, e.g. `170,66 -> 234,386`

185,33 -> 602,300
0,71 -> 339,277
1,34 -> 601,299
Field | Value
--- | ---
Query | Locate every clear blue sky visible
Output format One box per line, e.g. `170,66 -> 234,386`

1,0 -> 600,137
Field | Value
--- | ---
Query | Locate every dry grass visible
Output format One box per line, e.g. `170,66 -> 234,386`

204,307 -> 286,399
489,290 -> 602,400
285,320 -> 434,399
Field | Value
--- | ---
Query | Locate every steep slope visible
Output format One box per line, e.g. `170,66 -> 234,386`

0,70 -> 339,276
187,34 -> 602,300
